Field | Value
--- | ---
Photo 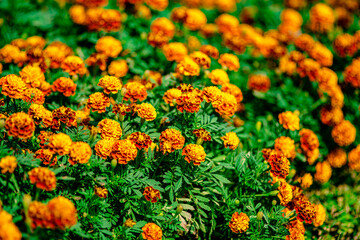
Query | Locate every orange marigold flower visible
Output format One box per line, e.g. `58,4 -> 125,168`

229,212 -> 250,233
0,74 -> 26,99
333,33 -> 357,57
145,0 -> 168,11
293,195 -> 316,224
94,186 -> 108,198
320,105 -> 343,126
208,69 -> 230,85
162,42 -> 188,62
61,56 -> 87,76
97,119 -> 122,139
123,81 -> 148,102
308,43 -> 333,67
124,218 -> 136,228
218,53 -> 240,72
182,144 -> 206,165
51,77 -> 77,97
44,42 -> 73,69
297,58 -> 320,81
143,186 -> 161,203
262,149 -> 290,179
38,131 -> 53,149
48,133 -> 73,155
128,132 -> 152,150
159,128 -> 185,154
299,129 -> 319,153
193,128 -> 211,144
278,179 -> 293,205
28,167 -> 57,191
98,75 -> 122,95
189,51 -> 211,69
26,36 -> 46,49
111,139 -> 138,164
200,45 -> 219,59
0,214 -> 22,240
247,74 -> 271,92
112,103 -> 131,116
294,34 -> 315,53
95,138 -> 116,159
5,112 -> 35,140
0,156 -> 17,174
221,83 -> 243,103
310,3 -> 335,33
147,32 -> 170,48
327,148 -> 347,168
142,223 -> 163,240
68,142 -> 92,165
108,59 -> 128,78
278,111 -> 300,131
348,145 -> 360,171
314,161 -> 332,184
202,86 -> 222,104
299,173 -> 313,189
86,52 -> 108,72
344,58 -> 360,88
28,201 -> 53,229
313,204 -> 326,227
150,17 -> 175,39
51,106 -> 77,129
176,88 -> 203,113
47,196 -> 77,230
214,92 -> 237,117
275,136 -> 296,159
0,44 -> 21,63
34,149 -> 58,166
23,88 -> 45,104
175,56 -> 200,76
87,92 -> 111,113
170,6 -> 187,22
184,8 -> 207,31
163,88 -> 182,106
95,36 -> 122,58
221,132 -> 240,150
19,65 -> 45,89
215,13 -> 239,34
327,85 -> 344,108
135,103 -> 157,121
331,120 -> 356,146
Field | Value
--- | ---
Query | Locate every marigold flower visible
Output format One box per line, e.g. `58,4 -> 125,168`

214,92 -> 237,117
5,112 -> 35,140
135,103 -> 157,121
47,196 -> 77,230
278,179 -> 293,205
320,105 -> 343,126
124,218 -> 136,228
86,53 -> 108,71
310,3 -> 335,33
297,58 -> 320,81
294,34 -> 315,53
97,119 -> 122,139
278,111 -> 300,131
262,149 -> 290,179
123,81 -> 148,102
162,42 -> 188,62
175,56 -> 200,76
293,195 -> 316,224
326,148 -> 347,168
22,88 -> 45,104
34,149 -> 57,166
229,212 -> 250,233
182,144 -> 206,165
61,56 -> 87,76
221,132 -> 240,150
348,145 -> 360,171
308,43 -> 333,67
143,186 -> 161,203
0,156 -> 17,174
344,58 -> 360,88
69,4 -> 87,25
313,204 -> 326,227
87,92 -> 111,113
112,103 -> 131,116
333,33 -> 357,57
193,128 -> 211,144
28,201 -> 53,229
221,83 -> 243,103
275,136 -> 296,159
299,173 -> 313,189
0,74 -> 26,99
44,42 -> 73,69
48,133 -> 73,155
111,139 -> 138,164
95,36 -> 122,58
108,59 -> 129,78
200,45 -> 219,59
52,106 -> 77,129
218,53 -> 240,72
327,85 -> 344,108
202,86 -> 222,104
68,142 -> 92,165
215,13 -> 239,34
176,89 -> 203,113
150,17 -> 175,39
183,8 -> 207,31
38,131 -> 53,149
142,223 -> 163,240
299,129 -> 319,153
247,74 -> 271,92
95,138 -> 116,159
314,161 -> 332,184
189,51 -> 211,69
331,120 -> 356,147
0,210 -> 22,240
163,88 -> 182,106
51,77 -> 77,97
28,167 -> 57,191
128,132 -> 152,150
159,128 -> 185,154
94,186 -> 108,198
0,44 -> 21,63
208,69 -> 230,85
97,75 -> 122,95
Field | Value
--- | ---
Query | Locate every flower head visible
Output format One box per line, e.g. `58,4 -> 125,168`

182,144 -> 206,165
52,77 -> 77,97
221,83 -> 243,103
111,139 -> 138,164
218,53 -> 240,71
314,161 -> 332,184
348,145 -> 360,171
262,149 -> 290,179
189,51 -> 211,69
135,103 -> 157,121
159,129 -> 185,154
61,56 -> 87,76
184,8 -> 207,31
51,106 -> 77,129
143,186 -> 161,203
208,69 -> 230,85
128,132 -> 152,150
163,88 -> 182,106
95,36 -> 122,58
34,149 -> 57,166
176,88 -> 203,113
313,204 -> 326,227
331,120 -> 356,146
108,59 -> 128,78
327,148 -> 347,168
247,74 -> 271,92
48,133 -> 73,155
142,223 -> 163,240
94,186 -> 108,198
47,196 -> 77,230
87,92 -> 111,113
229,212 -> 250,233
5,112 -> 35,140
28,167 -> 57,191
68,142 -> 92,165
162,42 -> 188,62
299,173 -> 313,189
278,111 -> 300,131
175,56 -> 200,76
0,156 -> 17,174
95,138 -> 116,159
275,136 -> 296,159
123,81 -> 148,102
97,119 -> 122,139
98,75 -> 122,95
221,132 -> 240,150
0,74 -> 26,99
278,179 -> 293,205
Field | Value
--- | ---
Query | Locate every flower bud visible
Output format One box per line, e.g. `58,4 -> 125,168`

83,212 -> 88,218
235,199 -> 240,205
256,121 -> 262,131
176,204 -> 183,213
272,200 -> 277,206
257,211 -> 263,220
111,159 -> 117,169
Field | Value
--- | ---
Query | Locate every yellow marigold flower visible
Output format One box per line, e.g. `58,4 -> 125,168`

214,92 -> 237,117
333,33 -> 357,57
135,103 -> 157,121
162,42 -> 188,62
182,144 -> 206,165
145,0 -> 168,11
229,212 -> 250,233
299,129 -> 319,153
221,83 -> 243,103
348,145 -> 360,171
0,221 -> 22,240
218,53 -> 240,72
278,179 -> 293,205
278,111 -> 300,131
19,65 -> 45,89
97,119 -> 122,139
143,186 -> 161,203
175,56 -> 200,76
68,142 -> 92,165
124,218 -> 136,228
313,204 -> 326,227
310,3 -> 335,33
331,120 -> 356,147
123,81 -> 148,102
94,186 -> 108,198
34,149 -> 58,166
189,51 -> 211,69
208,69 -> 230,85
0,156 -> 17,174
128,132 -> 152,150
344,58 -> 360,88
262,149 -> 290,179
108,59 -> 128,78
275,136 -> 296,159
48,133 -> 72,155
95,138 -> 116,159
216,0 -> 236,12
61,56 -> 87,76
215,13 -> 239,34
163,88 -> 182,106
87,92 -> 111,113
184,8 -> 207,31
314,161 -> 332,184
247,74 -> 271,93
293,195 -> 316,224
170,6 -> 187,22
95,36 -> 122,58
176,88 -> 203,113
147,32 -> 170,48
200,45 -> 219,59
299,173 -> 313,189
51,106 -> 77,129
26,36 -> 46,49
98,75 -> 122,95
47,196 -> 77,230
44,42 -> 73,69
280,9 -> 303,28
0,74 -> 26,99
159,128 -> 185,154
202,86 -> 222,104
28,201 -> 53,229
23,88 -> 45,104
5,112 -> 35,140
0,44 -> 21,63
320,105 -> 343,126
142,223 -> 163,240
200,23 -> 218,38
308,43 -> 333,67
112,103 -> 131,116
221,132 -> 240,150
150,17 -> 175,39
111,139 -> 138,164
327,148 -> 347,168
193,128 -> 211,145
28,167 -> 57,191
52,77 -> 77,97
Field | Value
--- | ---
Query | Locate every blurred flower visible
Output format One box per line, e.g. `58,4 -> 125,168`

221,132 -> 240,150
279,111 -> 300,131
0,156 -> 17,174
314,161 -> 332,184
94,186 -> 108,198
331,120 -> 356,147
28,167 -> 57,191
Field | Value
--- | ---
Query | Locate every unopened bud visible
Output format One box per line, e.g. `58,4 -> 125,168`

269,190 -> 279,196
0,119 -> 5,129
272,200 -> 277,206
140,32 -> 147,40
121,87 -> 127,97
255,121 -> 262,131
83,212 -> 88,218
257,211 -> 263,220
235,199 -> 240,205
111,159 -> 117,169
176,204 -> 183,213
